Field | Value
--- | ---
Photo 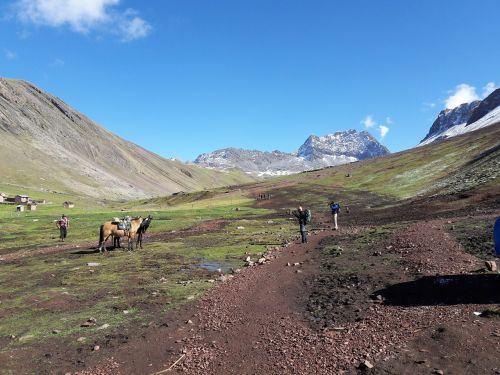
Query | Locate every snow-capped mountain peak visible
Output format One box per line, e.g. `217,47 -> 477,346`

194,129 -> 389,176
419,88 -> 500,146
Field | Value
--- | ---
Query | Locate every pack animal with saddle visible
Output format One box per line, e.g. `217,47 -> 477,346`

112,217 -> 133,232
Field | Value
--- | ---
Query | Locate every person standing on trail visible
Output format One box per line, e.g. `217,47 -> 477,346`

57,214 -> 69,242
329,201 -> 341,230
293,206 -> 309,244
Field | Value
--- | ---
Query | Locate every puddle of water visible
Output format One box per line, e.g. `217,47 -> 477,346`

195,260 -> 232,273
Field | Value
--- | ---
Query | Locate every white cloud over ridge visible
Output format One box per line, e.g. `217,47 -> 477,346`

15,0 -> 151,41
362,115 -> 375,128
379,125 -> 389,139
444,82 -> 498,109
444,84 -> 480,109
360,115 -> 391,140
482,82 -> 497,98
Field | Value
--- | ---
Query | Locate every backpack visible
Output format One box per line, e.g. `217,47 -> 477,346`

305,209 -> 312,224
331,203 -> 340,213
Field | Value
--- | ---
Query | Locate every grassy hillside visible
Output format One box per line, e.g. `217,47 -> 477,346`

0,78 -> 254,200
258,123 -> 500,200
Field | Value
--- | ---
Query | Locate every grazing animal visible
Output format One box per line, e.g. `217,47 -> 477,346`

136,215 -> 153,249
98,217 -> 143,252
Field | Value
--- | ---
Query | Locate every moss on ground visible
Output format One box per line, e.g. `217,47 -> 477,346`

449,218 -> 496,260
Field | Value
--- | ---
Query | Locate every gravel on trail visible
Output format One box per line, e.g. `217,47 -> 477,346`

74,217 -> 500,375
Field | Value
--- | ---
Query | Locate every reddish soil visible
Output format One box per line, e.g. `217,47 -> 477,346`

66,215 -> 500,375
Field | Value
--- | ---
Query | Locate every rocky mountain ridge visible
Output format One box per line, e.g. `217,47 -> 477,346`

419,88 -> 500,146
0,78 -> 252,199
195,130 -> 389,176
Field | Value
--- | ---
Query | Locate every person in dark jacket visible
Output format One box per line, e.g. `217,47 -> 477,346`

292,206 -> 308,243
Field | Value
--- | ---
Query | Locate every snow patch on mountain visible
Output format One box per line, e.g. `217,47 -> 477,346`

194,130 -> 389,176
419,88 -> 500,146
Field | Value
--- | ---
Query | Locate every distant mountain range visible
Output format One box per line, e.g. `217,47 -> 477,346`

419,88 -> 500,146
194,130 -> 390,176
0,78 -> 252,199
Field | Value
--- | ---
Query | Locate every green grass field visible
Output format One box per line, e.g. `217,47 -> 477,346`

1,125 -> 498,358
0,190 -> 298,352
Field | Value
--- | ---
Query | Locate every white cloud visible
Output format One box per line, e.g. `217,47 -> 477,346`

360,115 -> 391,140
15,0 -> 151,41
443,82 -> 498,109
379,125 -> 389,139
4,49 -> 17,60
361,115 -> 376,128
482,82 -> 497,98
444,84 -> 480,109
119,13 -> 152,41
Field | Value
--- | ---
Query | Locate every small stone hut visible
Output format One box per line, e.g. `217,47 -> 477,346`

63,201 -> 75,209
27,203 -> 37,211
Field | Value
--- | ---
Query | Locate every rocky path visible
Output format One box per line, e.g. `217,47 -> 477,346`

67,218 -> 500,374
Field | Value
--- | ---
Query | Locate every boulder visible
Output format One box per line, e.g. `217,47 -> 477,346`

359,360 -> 374,370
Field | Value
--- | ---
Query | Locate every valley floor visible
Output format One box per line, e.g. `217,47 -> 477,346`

61,219 -> 500,373
1,195 -> 499,375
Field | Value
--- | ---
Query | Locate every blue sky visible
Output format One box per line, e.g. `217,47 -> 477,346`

1,0 -> 499,160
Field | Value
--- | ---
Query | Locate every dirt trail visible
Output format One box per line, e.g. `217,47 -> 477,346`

75,217 -> 499,375
3,213 -> 497,375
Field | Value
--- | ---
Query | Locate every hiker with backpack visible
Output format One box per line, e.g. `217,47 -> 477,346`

329,201 -> 341,230
293,206 -> 311,243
